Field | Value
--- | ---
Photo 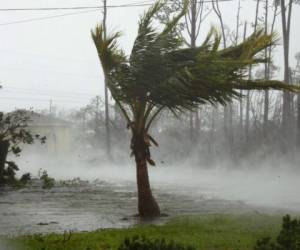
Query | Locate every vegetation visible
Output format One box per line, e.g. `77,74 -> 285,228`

91,0 -> 300,217
0,110 -> 46,187
118,235 -> 195,250
11,214 -> 285,250
255,215 -> 300,250
39,170 -> 55,189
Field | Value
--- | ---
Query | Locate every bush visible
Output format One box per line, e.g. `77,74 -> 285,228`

12,173 -> 32,189
40,170 -> 55,189
118,235 -> 196,250
19,173 -> 31,185
254,215 -> 300,250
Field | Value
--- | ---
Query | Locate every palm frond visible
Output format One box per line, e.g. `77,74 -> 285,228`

91,0 -> 299,124
91,24 -> 125,73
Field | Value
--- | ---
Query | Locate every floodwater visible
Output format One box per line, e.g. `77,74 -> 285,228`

0,159 -> 300,236
0,180 -> 251,236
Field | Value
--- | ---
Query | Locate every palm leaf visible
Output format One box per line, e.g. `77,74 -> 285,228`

91,0 -> 299,128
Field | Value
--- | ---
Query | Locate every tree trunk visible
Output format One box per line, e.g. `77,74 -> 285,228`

297,93 -> 300,146
195,110 -> 200,139
263,90 -> 269,136
281,0 -> 293,138
0,140 -> 9,186
209,107 -> 216,155
245,0 -> 260,145
228,104 -> 234,157
190,0 -> 197,142
189,112 -> 194,141
263,0 -> 269,139
239,22 -> 247,138
133,135 -> 160,217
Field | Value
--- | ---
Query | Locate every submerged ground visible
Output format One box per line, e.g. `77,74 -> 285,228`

0,179 -> 254,236
1,157 -> 300,236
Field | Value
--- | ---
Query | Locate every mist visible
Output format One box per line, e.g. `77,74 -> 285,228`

0,0 -> 300,243
16,145 -> 300,210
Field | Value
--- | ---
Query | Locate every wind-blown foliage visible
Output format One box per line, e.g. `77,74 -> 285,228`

93,3 -> 295,113
91,0 -> 299,164
91,1 -> 300,217
0,110 -> 46,186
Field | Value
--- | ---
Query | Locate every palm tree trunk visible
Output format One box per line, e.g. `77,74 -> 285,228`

133,135 -> 160,217
0,140 -> 9,186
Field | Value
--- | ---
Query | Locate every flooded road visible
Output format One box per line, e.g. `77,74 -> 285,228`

1,162 -> 300,236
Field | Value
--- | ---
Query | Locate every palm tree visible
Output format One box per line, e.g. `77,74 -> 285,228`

91,0 -> 299,217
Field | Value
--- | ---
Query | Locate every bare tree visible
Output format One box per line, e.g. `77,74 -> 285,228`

263,0 -> 269,137
280,0 -> 293,137
212,0 -> 227,48
245,0 -> 261,142
156,0 -> 211,141
188,0 -> 210,139
212,0 -> 233,154
239,21 -> 248,134
263,0 -> 279,138
295,52 -> 300,145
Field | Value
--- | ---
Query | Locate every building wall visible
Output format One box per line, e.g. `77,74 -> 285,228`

29,125 -> 72,155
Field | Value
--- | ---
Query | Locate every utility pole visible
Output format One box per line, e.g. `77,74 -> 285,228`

102,0 -> 112,159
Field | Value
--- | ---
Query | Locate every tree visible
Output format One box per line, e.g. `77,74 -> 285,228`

212,0 -> 235,154
91,0 -> 300,217
246,0 -> 261,143
0,110 -> 46,186
156,0 -> 211,140
280,0 -> 293,136
294,51 -> 300,145
84,96 -> 104,143
263,0 -> 279,138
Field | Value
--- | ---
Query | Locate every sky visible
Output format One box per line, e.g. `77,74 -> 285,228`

0,0 -> 299,112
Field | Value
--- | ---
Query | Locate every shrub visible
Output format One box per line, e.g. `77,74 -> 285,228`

19,173 -> 31,185
0,110 -> 46,187
40,170 -> 55,189
254,215 -> 300,250
118,235 -> 196,250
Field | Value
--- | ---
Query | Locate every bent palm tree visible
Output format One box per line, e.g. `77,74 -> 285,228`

91,0 -> 299,217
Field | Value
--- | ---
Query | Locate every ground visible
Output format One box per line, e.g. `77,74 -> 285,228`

3,213 -> 292,250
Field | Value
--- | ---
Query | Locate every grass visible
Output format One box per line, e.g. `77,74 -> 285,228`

7,213 -> 286,250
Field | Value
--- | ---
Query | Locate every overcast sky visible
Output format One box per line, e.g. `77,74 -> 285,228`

0,0 -> 299,112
